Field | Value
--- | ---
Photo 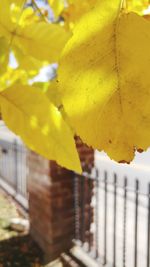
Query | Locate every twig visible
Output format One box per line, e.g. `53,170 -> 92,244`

31,0 -> 48,22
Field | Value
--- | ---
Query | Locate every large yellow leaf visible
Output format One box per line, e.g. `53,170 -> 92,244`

0,83 -> 81,172
58,0 -> 150,163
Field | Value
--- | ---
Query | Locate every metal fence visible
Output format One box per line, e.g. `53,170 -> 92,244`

73,170 -> 150,267
0,139 -> 28,209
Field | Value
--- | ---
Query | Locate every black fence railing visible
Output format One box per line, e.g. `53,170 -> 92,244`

73,170 -> 150,267
0,138 -> 28,209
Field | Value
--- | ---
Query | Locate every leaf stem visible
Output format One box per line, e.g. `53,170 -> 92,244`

32,0 -> 48,22
120,0 -> 127,10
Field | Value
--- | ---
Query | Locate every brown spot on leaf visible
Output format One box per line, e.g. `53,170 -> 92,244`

119,160 -> 130,164
137,148 -> 144,153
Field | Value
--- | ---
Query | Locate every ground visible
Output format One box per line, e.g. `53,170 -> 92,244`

0,191 -> 43,267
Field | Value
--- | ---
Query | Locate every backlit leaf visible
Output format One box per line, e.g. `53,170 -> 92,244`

0,68 -> 28,90
45,80 -> 61,108
48,0 -> 66,17
0,83 -> 81,172
58,0 -> 150,163
0,1 -> 71,63
14,47 -> 42,75
0,37 -> 9,74
126,0 -> 149,15
0,0 -> 14,37
62,0 -> 97,28
15,22 -> 71,62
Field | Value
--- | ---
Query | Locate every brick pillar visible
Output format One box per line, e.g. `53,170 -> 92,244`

75,137 -> 94,172
75,137 -> 94,247
27,138 -> 94,262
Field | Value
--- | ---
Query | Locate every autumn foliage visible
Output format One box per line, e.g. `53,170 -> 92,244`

0,0 -> 150,172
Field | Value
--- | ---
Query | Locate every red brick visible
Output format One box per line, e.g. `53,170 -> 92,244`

28,139 -> 94,261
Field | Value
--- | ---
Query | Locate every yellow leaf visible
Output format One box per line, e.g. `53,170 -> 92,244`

0,83 -> 81,172
14,46 -> 42,75
9,0 -> 25,6
45,79 -> 62,108
0,0 -> 14,37
15,22 -> 71,62
48,0 -> 66,17
62,0 -> 97,28
11,6 -> 39,26
0,68 -> 28,90
0,37 -> 9,74
58,0 -> 150,163
32,82 -> 49,93
45,80 -> 72,130
0,1 -> 71,63
126,0 -> 149,15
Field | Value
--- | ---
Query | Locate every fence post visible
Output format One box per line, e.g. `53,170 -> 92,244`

74,174 -> 80,242
95,169 -> 100,259
81,175 -> 86,244
88,176 -> 94,252
13,139 -> 18,193
113,173 -> 117,267
123,177 -> 127,267
134,179 -> 139,267
147,183 -> 150,267
103,171 -> 108,265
